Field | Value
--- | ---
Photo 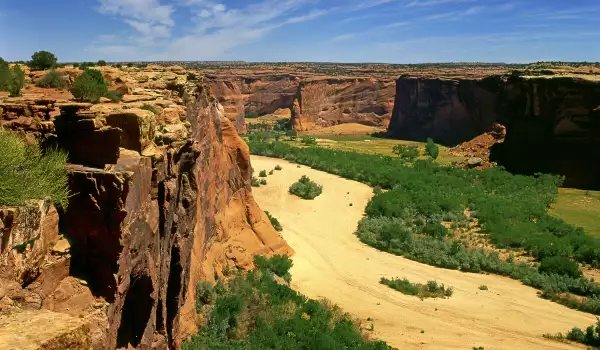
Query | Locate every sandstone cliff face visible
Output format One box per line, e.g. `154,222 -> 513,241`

388,76 -> 600,189
206,75 -> 394,130
0,67 -> 290,349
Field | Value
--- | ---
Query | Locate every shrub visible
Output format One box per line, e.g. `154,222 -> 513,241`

286,129 -> 298,140
269,169 -> 274,175
78,62 -> 95,70
0,58 -> 9,91
425,138 -> 439,159
97,60 -> 107,66
7,65 -> 25,97
301,136 -> 317,145
70,69 -> 108,103
289,175 -> 323,200
251,177 -> 260,187
29,51 -> 57,70
259,170 -> 267,177
253,255 -> 293,282
195,281 -> 216,312
245,111 -> 259,118
0,130 -> 70,208
381,277 -> 453,299
105,90 -> 123,102
141,104 -> 158,114
479,285 -> 488,290
274,164 -> 283,171
260,179 -> 267,185
265,211 -> 283,232
546,319 -> 600,347
36,70 -> 67,89
392,144 -> 420,160
539,256 -> 582,278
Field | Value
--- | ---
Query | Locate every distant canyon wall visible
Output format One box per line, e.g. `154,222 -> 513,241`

207,75 -> 395,131
388,76 -> 600,189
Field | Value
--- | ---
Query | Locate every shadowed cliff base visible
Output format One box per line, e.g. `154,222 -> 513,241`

387,75 -> 600,190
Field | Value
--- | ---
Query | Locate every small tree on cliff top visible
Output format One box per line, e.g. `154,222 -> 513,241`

29,50 -> 58,70
70,68 -> 108,103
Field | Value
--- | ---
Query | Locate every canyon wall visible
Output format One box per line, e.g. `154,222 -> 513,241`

207,75 -> 395,130
388,76 -> 600,189
0,68 -> 290,349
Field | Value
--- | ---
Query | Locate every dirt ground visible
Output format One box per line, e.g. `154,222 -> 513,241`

250,155 -> 595,350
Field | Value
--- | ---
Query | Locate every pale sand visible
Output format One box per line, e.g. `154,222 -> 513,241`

251,155 -> 595,350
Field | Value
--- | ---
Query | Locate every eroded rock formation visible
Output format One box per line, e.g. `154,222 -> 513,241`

0,66 -> 290,349
206,75 -> 395,131
388,76 -> 600,189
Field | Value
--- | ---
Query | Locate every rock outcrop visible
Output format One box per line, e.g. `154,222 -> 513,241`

388,76 -> 600,189
206,75 -> 395,131
0,66 -> 291,349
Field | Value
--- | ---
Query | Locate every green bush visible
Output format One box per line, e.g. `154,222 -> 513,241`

97,60 -> 107,66
425,138 -> 439,159
547,318 -> 600,347
479,285 -> 489,290
184,254 -> 392,350
269,169 -> 274,175
7,65 -> 25,97
141,104 -> 158,114
274,164 -> 283,171
29,51 -> 57,70
105,90 -> 123,103
381,277 -> 453,299
70,69 -> 108,103
78,62 -> 95,70
0,130 -> 70,208
260,179 -> 267,185
301,136 -> 317,145
36,70 -> 67,89
251,177 -> 260,187
265,211 -> 283,232
245,111 -> 259,118
289,175 -> 323,200
259,170 -> 267,177
253,254 -> 293,282
392,144 -> 420,160
539,256 -> 582,278
286,129 -> 298,140
195,281 -> 216,312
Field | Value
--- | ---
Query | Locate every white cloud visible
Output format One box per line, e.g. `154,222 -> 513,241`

330,33 -> 356,42
285,9 -> 331,24
98,0 -> 174,26
380,21 -> 410,28
407,0 -> 476,7
424,5 -> 483,20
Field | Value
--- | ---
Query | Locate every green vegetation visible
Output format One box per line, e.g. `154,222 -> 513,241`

274,164 -> 283,171
269,169 -> 274,175
141,104 -> 158,114
478,285 -> 489,291
425,138 -> 439,159
380,277 -> 453,299
247,141 -> 600,315
70,68 -> 108,103
251,177 -> 261,187
36,70 -> 67,89
0,130 -> 70,208
29,51 -> 57,70
260,179 -> 267,186
301,136 -> 317,145
258,170 -> 267,177
185,255 -> 392,350
544,318 -> 600,347
97,60 -> 107,66
0,60 -> 25,97
105,90 -> 123,103
78,62 -> 95,70
245,111 -> 259,118
391,144 -> 420,160
539,256 -> 582,279
550,188 -> 600,238
289,175 -> 323,200
265,211 -> 283,232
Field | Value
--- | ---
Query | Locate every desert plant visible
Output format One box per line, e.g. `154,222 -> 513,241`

29,50 -> 57,70
269,169 -> 274,175
274,164 -> 283,171
392,144 -> 420,160
265,211 -> 283,232
286,130 -> 298,140
0,129 -> 70,207
245,111 -> 259,118
105,90 -> 123,103
380,277 -> 453,299
36,70 -> 67,89
479,285 -> 489,290
260,179 -> 267,185
141,104 -> 158,114
425,138 -> 439,159
259,170 -> 268,177
97,60 -> 107,66
70,68 -> 108,103
289,175 -> 323,200
6,65 -> 25,97
539,256 -> 582,278
301,136 -> 317,145
195,281 -> 216,311
251,177 -> 261,187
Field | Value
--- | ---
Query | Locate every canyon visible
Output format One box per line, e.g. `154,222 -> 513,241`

0,65 -> 290,349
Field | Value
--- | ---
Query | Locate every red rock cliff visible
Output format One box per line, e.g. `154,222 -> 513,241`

0,69 -> 290,349
388,76 -> 600,189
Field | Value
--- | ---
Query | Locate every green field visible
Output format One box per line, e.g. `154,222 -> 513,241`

551,188 -> 600,238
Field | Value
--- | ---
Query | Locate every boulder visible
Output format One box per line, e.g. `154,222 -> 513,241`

105,109 -> 156,153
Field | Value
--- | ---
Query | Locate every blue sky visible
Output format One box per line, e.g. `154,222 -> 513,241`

0,0 -> 599,63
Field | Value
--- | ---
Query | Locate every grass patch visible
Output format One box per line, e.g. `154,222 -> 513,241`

0,130 -> 70,207
289,175 -> 323,200
545,318 -> 600,347
185,255 -> 393,350
550,188 -> 600,238
265,211 -> 283,232
380,277 -> 453,299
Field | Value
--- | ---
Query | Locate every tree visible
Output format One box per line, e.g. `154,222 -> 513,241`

0,58 -> 10,91
8,65 -> 25,97
36,70 -> 67,89
425,138 -> 440,159
392,144 -> 420,160
29,51 -> 57,70
70,68 -> 108,103
97,60 -> 107,66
